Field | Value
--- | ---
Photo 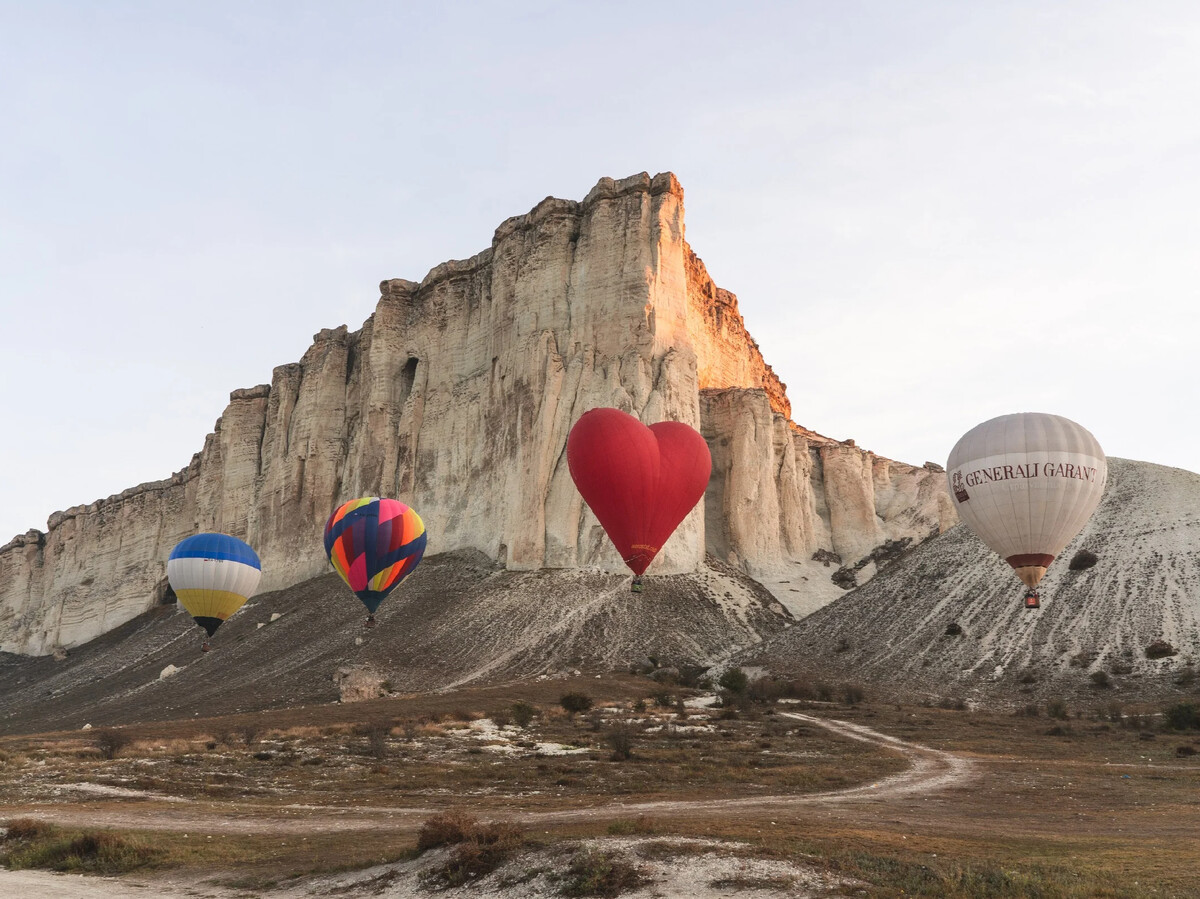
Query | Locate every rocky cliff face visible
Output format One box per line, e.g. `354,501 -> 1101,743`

0,173 -> 952,656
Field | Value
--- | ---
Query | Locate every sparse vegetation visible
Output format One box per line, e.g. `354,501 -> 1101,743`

1089,670 -> 1111,689
605,816 -> 657,836
558,849 -> 647,897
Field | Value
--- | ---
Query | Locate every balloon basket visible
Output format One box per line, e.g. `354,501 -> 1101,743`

365,615 -> 377,629
1023,591 -> 1041,610
201,641 -> 212,653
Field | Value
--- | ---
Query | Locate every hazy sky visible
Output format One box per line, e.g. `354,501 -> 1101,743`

3,1 -> 1198,541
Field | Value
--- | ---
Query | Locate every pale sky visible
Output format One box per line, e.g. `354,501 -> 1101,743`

2,1 -> 1198,542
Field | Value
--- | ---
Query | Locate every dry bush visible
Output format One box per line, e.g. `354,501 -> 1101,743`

1090,670 -> 1111,689
814,682 -> 835,702
841,684 -> 867,706
746,677 -> 787,704
417,812 -> 476,851
355,719 -> 393,759
3,818 -> 56,842
417,815 -> 525,888
93,729 -> 130,761
238,723 -> 261,746
605,723 -> 638,761
1045,699 -> 1070,720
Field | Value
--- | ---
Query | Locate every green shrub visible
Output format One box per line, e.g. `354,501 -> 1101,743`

559,849 -> 647,897
560,693 -> 594,718
718,668 -> 749,694
1163,703 -> 1198,731
510,702 -> 537,728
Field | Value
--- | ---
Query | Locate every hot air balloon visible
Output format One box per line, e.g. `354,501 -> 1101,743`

567,407 -> 712,591
167,533 -> 262,651
324,497 -> 427,626
946,412 -> 1107,608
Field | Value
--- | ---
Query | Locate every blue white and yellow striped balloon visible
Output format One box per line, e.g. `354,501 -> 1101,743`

167,533 -> 262,648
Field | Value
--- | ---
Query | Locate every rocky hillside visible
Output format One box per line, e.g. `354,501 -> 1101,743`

0,552 -> 789,734
0,172 -> 952,656
740,458 -> 1200,705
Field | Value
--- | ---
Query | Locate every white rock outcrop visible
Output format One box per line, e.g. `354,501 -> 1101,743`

0,173 -> 952,656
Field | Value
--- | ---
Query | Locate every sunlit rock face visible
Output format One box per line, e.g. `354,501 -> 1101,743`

0,172 -> 952,656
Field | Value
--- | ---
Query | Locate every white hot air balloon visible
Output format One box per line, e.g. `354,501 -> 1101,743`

946,413 -> 1107,608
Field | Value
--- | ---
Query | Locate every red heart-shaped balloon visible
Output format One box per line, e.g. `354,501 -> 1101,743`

567,407 -> 712,575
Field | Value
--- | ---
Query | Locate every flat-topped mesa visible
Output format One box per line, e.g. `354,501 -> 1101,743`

0,171 -> 951,656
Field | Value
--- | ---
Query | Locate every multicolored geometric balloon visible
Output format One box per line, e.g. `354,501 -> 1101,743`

324,497 -> 427,622
167,533 -> 262,649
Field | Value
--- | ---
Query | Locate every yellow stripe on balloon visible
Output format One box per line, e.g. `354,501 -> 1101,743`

175,589 -> 251,621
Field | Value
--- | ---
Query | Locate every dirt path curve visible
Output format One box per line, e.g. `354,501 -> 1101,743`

2,712 -> 975,837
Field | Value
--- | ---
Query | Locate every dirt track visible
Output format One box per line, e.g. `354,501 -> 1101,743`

1,713 -> 970,898
1,712 -> 972,835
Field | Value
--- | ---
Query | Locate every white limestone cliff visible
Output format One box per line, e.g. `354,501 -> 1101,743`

0,173 -> 952,655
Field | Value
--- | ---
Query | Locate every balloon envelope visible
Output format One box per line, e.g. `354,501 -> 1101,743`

167,533 -> 262,637
567,408 -> 712,575
324,497 -> 427,613
946,412 -> 1106,589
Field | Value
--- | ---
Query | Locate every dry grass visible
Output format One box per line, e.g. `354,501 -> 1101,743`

0,680 -> 1197,895
1,819 -> 162,873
